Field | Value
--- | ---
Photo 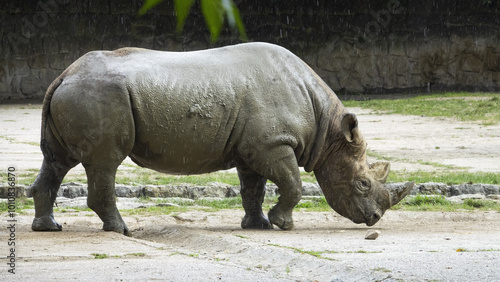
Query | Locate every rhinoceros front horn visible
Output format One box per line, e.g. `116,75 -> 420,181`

385,181 -> 415,206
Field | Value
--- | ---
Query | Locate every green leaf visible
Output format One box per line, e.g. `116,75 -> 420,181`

138,0 -> 165,15
139,0 -> 247,43
231,2 -> 247,41
175,0 -> 195,33
221,0 -> 235,26
220,0 -> 247,40
201,0 -> 225,43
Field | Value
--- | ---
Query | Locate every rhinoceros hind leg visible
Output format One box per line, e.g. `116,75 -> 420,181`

31,157 -> 73,232
237,167 -> 273,229
85,165 -> 130,236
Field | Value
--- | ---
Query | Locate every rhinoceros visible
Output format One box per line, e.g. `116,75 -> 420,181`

30,42 -> 412,235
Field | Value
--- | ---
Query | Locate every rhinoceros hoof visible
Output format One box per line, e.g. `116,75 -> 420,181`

268,207 -> 294,230
103,221 -> 131,236
241,214 -> 273,229
32,215 -> 63,232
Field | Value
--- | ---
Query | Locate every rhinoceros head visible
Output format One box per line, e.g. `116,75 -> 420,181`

314,113 -> 413,226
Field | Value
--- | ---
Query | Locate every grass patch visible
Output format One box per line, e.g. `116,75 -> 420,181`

268,244 -> 336,261
456,248 -> 500,252
344,93 -> 500,125
195,197 -> 242,210
0,169 -> 39,185
55,206 -> 92,213
463,199 -> 499,209
406,194 -> 451,206
392,194 -> 500,212
114,169 -> 317,186
0,197 -> 34,213
351,250 -> 382,254
392,194 -> 451,211
388,170 -> 500,185
373,267 -> 392,273
115,170 -> 241,186
294,197 -> 331,211
127,252 -> 146,257
91,253 -> 109,259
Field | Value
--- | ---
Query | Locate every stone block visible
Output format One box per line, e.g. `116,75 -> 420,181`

48,14 -> 73,36
317,55 -> 342,73
302,182 -> 322,196
388,41 -> 406,57
49,52 -> 74,70
416,182 -> 448,195
28,53 -> 48,69
9,58 -> 31,76
460,54 -> 483,73
110,0 -> 141,14
0,185 -> 26,199
448,184 -> 500,196
60,183 -> 88,198
131,21 -> 156,41
102,35 -> 123,51
484,52 -> 500,71
0,58 -> 7,81
344,78 -> 365,93
87,0 -> 111,14
154,16 -> 176,38
41,36 -> 59,55
143,185 -> 189,198
115,185 -> 143,198
355,56 -> 378,77
20,74 -> 42,96
34,68 -> 61,90
58,36 -> 80,53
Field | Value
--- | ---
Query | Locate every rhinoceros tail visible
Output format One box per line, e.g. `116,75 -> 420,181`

40,71 -> 67,159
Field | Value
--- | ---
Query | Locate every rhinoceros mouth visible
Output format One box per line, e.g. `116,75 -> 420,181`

365,212 -> 381,226
359,207 -> 383,226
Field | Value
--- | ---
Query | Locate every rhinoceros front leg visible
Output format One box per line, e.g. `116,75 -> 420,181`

250,145 -> 302,230
237,167 -> 272,229
84,164 -> 130,236
31,158 -> 71,232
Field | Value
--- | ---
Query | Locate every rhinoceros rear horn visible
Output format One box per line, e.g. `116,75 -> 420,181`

386,181 -> 415,207
370,162 -> 390,183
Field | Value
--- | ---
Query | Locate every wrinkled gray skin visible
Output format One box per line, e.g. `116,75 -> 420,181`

31,42 -> 413,235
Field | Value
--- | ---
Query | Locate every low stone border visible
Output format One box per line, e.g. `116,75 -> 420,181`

1,182 -> 499,199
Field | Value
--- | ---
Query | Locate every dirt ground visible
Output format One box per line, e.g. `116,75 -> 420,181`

10,210 -> 500,281
1,102 -> 500,281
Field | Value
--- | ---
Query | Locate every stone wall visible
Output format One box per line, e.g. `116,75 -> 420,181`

1,0 -> 500,102
1,181 -> 499,199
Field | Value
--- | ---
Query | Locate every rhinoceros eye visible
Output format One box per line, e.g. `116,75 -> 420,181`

355,178 -> 372,194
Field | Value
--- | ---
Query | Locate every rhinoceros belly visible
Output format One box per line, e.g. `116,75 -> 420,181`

127,82 -> 241,174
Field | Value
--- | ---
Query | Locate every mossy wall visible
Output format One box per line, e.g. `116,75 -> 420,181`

1,0 -> 499,101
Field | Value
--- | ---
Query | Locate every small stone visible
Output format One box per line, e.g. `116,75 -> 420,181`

157,203 -> 180,207
365,230 -> 380,240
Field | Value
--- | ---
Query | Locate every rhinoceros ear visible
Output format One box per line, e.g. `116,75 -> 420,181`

341,113 -> 361,143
